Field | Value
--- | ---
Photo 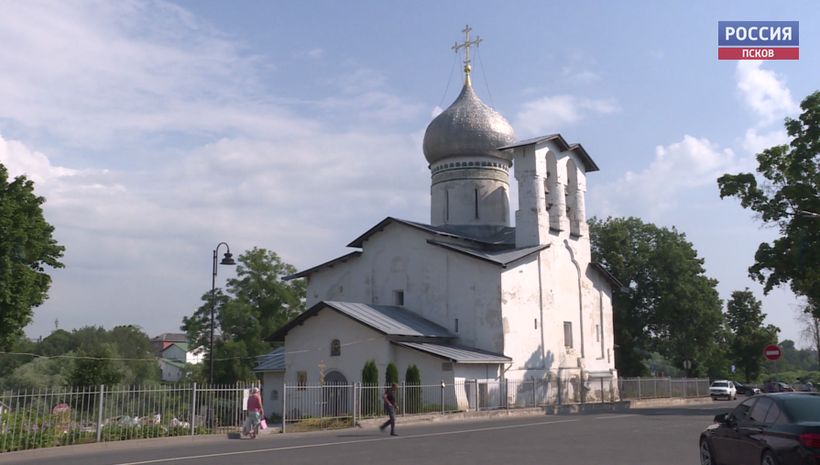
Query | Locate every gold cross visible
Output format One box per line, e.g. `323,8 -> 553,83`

452,25 -> 482,82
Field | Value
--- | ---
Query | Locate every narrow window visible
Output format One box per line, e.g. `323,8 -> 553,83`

474,188 -> 479,219
544,176 -> 550,211
394,290 -> 404,306
595,324 -> 600,342
563,322 -> 573,349
445,190 -> 450,222
455,318 -> 459,333
270,389 -> 279,401
534,318 -> 538,330
330,339 -> 341,357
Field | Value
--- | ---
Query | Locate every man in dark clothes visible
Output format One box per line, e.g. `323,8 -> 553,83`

379,383 -> 399,436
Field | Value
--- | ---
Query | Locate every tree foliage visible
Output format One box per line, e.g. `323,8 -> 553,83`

0,163 -> 65,350
589,217 -> 724,376
362,360 -> 378,385
725,289 -> 779,382
0,325 -> 159,389
181,247 -> 305,383
385,362 -> 398,385
718,91 -> 820,315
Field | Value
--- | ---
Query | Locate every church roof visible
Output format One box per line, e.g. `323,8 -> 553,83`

422,81 -> 516,165
267,301 -> 456,342
347,217 -> 515,249
285,251 -> 362,280
499,134 -> 600,172
589,262 -> 625,291
253,347 -> 285,372
286,217 -> 545,281
395,342 -> 511,364
427,240 -> 548,267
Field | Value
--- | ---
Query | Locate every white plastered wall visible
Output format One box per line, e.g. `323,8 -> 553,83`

305,224 -> 505,353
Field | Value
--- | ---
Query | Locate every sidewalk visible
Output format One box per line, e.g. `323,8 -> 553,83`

262,396 -> 713,434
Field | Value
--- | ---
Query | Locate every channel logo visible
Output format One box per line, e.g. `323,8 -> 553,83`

718,21 -> 799,60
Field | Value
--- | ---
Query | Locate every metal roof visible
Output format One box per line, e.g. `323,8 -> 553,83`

267,301 -> 456,342
396,342 -> 511,364
253,347 -> 285,372
347,217 -> 515,249
427,240 -> 548,267
284,251 -> 361,281
499,134 -> 599,172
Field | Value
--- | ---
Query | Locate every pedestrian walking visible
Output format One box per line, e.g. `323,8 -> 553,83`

243,387 -> 264,439
379,383 -> 399,436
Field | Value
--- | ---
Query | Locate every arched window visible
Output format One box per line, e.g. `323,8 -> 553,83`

330,339 -> 341,357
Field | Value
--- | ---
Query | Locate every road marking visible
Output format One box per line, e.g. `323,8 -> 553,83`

111,419 -> 579,465
594,414 -> 636,420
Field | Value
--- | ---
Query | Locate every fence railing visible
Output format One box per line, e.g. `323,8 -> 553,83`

618,377 -> 709,400
282,377 -> 600,432
0,382 -> 256,453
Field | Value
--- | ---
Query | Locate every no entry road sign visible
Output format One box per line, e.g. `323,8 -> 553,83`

764,345 -> 782,361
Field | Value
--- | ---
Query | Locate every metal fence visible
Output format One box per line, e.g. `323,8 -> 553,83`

0,382 -> 256,453
282,379 -> 563,432
618,377 -> 709,400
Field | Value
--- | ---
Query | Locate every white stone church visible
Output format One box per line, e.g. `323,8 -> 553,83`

257,33 -> 619,416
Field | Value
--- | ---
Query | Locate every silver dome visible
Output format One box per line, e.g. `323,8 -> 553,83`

423,81 -> 516,165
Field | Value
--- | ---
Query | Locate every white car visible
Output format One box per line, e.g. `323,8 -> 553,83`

709,380 -> 737,400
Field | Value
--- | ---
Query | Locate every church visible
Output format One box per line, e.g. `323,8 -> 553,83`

257,28 -> 619,416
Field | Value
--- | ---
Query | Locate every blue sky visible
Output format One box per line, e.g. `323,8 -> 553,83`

0,0 -> 817,347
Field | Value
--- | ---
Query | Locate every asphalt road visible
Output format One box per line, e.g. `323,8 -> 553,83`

1,401 -> 739,465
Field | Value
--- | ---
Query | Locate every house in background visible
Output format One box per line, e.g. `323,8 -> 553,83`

153,337 -> 205,382
253,347 -> 285,415
150,333 -> 188,357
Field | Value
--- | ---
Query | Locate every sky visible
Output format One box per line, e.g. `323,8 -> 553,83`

0,0 -> 817,348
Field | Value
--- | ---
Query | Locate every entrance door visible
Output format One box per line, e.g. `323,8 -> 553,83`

323,371 -> 350,417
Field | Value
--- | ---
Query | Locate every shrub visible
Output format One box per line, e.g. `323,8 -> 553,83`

385,363 -> 398,385
361,360 -> 380,415
405,364 -> 421,413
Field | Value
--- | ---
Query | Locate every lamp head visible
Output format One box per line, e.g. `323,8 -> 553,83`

220,252 -> 236,266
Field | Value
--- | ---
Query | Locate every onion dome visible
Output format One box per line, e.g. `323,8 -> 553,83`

423,81 -> 516,165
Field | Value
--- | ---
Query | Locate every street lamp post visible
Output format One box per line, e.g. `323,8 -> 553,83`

210,242 -> 236,385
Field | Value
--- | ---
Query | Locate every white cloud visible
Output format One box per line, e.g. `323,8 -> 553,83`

0,134 -> 78,185
514,95 -> 619,136
741,127 -> 789,156
736,61 -> 799,125
0,1 -> 436,339
0,1 -> 305,147
592,135 -> 738,217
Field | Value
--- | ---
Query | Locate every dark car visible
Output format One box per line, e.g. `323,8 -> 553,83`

762,381 -> 795,393
699,393 -> 820,465
735,381 -> 761,396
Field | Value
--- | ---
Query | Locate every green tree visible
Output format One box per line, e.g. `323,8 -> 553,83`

69,347 -> 122,387
405,364 -> 421,413
725,289 -> 779,381
37,329 -> 74,357
385,362 -> 398,385
797,307 -> 820,368
182,248 -> 305,383
361,360 -> 380,415
718,91 -> 820,316
4,356 -> 69,389
0,163 -> 65,350
108,325 -> 160,384
589,217 -> 725,376
362,360 -> 378,385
